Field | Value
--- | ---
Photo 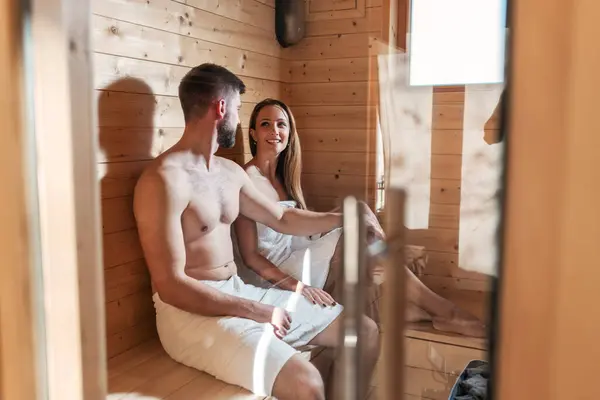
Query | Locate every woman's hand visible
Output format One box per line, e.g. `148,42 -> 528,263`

297,282 -> 336,307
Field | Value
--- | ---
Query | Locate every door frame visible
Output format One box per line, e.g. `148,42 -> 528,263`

0,0 -> 106,398
495,0 -> 600,398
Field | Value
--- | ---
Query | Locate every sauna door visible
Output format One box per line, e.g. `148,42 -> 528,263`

2,0 -> 600,399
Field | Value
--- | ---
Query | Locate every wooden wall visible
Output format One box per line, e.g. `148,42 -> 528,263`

407,87 -> 495,293
284,0 -> 383,212
92,0 -> 285,358
285,1 -> 492,292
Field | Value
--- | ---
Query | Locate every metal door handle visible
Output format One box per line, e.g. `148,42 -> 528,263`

334,196 -> 367,400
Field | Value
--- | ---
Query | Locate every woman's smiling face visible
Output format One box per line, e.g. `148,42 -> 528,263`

251,104 -> 290,156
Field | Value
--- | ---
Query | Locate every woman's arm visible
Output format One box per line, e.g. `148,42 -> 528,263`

233,214 -> 300,292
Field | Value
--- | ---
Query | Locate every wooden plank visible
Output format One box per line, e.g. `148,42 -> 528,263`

431,130 -> 462,155
97,126 -> 242,163
103,229 -> 144,269
430,179 -> 460,205
405,323 -> 487,351
293,105 -> 376,129
305,194 -> 376,212
99,160 -> 151,199
92,0 -> 280,57
0,0 -> 44,398
95,90 -> 255,128
286,33 -> 378,60
306,195 -> 341,212
310,0 -> 357,13
303,172 -> 374,195
306,0 -> 366,22
29,0 -> 107,397
299,128 -> 374,152
404,366 -> 454,400
102,196 -> 136,234
366,0 -> 382,6
104,259 -> 150,302
175,0 -> 274,32
433,91 -> 465,104
116,360 -> 199,399
288,57 -> 374,83
288,81 -> 377,105
105,289 -> 155,335
107,339 -> 162,377
254,0 -> 274,7
92,15 -> 282,82
302,152 -> 374,175
432,104 -> 464,130
406,228 -> 458,253
423,250 -> 489,282
163,374 -> 268,399
431,155 -> 461,180
96,90 -> 182,128
108,352 -> 174,394
94,53 -> 282,101
306,5 -> 381,36
404,337 -> 486,376
106,320 -> 158,360
428,203 -> 458,229
421,275 -> 490,293
496,1 -> 600,398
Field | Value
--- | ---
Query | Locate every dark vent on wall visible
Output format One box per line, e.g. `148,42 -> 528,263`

275,0 -> 306,48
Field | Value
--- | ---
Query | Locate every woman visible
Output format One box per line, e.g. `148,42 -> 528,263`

233,98 -> 485,338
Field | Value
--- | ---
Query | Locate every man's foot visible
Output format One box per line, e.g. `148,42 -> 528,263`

431,307 -> 486,338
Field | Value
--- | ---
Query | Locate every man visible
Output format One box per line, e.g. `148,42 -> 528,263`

133,63 -> 380,400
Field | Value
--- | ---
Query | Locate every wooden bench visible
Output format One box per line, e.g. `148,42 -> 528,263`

107,290 -> 487,400
106,340 -> 331,399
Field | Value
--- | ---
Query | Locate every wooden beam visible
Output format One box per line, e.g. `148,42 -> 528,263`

31,0 -> 107,398
0,1 -> 44,399
496,0 -> 600,398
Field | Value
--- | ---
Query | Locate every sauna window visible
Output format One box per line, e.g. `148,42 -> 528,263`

407,0 -> 507,86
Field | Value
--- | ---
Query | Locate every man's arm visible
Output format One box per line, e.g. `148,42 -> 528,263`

237,168 -> 342,236
133,168 -> 274,320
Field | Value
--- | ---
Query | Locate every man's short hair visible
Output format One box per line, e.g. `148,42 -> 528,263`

178,63 -> 246,122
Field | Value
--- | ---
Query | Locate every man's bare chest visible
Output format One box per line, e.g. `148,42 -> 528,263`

180,170 -> 241,238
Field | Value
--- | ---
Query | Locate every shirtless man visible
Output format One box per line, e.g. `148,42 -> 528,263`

133,63 -> 380,400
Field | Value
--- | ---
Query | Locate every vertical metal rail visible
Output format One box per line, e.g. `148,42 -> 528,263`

335,189 -> 406,399
335,196 -> 367,399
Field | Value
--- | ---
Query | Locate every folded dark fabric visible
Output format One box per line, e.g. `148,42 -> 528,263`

453,361 -> 489,400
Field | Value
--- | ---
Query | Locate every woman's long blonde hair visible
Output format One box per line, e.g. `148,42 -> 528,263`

249,98 -> 307,210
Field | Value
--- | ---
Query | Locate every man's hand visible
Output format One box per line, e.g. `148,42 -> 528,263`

255,305 -> 292,339
297,282 -> 336,307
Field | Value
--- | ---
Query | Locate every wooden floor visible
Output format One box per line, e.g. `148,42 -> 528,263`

106,339 -> 274,399
106,291 -> 489,400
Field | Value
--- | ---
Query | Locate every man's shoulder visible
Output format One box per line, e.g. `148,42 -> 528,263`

216,156 -> 246,176
136,157 -> 187,196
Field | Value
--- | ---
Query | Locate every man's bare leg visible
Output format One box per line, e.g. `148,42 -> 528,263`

272,354 -> 326,400
308,314 -> 380,400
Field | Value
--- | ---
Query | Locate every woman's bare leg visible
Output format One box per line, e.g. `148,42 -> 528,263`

326,201 -> 486,337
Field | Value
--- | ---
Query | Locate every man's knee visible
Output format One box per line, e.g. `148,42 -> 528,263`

273,355 -> 325,400
297,362 -> 325,400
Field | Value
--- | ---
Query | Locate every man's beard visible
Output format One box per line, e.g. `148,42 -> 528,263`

216,114 -> 238,148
